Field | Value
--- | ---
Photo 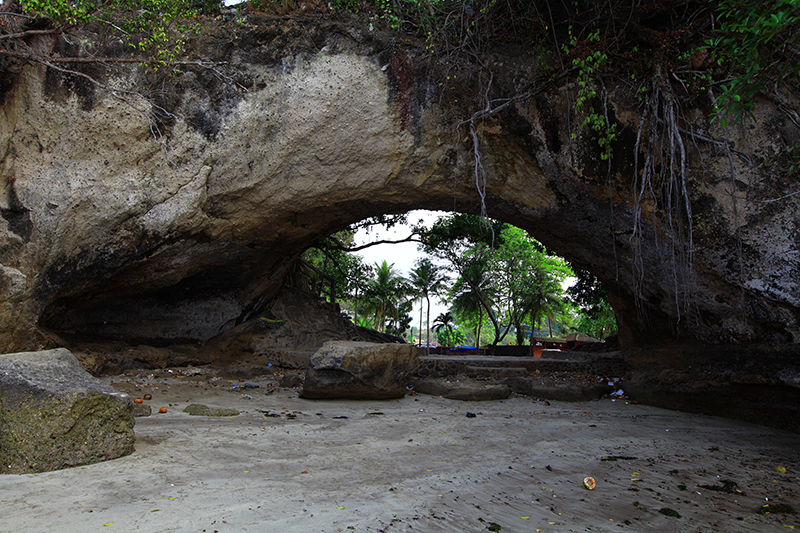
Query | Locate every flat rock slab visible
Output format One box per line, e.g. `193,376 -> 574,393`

411,377 -> 511,401
0,348 -> 134,474
132,404 -> 152,417
505,376 -> 612,402
301,341 -> 419,400
183,404 -> 240,417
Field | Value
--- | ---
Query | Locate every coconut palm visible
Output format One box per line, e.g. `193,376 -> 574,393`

524,285 -> 566,341
433,311 -> 455,330
449,252 -> 495,347
408,258 -> 448,353
362,260 -> 409,333
433,311 -> 455,335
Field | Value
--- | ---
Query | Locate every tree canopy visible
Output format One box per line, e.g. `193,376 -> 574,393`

419,214 -> 582,348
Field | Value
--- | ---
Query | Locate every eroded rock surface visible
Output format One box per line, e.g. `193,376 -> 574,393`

0,12 -> 797,426
301,341 -> 419,400
199,285 -> 404,371
0,13 -> 796,354
0,348 -> 134,474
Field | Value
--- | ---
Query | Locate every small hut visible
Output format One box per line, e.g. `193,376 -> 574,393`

564,332 -> 601,350
531,336 -> 568,357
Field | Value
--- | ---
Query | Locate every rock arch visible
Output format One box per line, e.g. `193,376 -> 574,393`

0,15 -> 798,427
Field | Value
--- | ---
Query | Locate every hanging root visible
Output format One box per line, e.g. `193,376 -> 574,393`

632,65 -> 695,330
468,120 -> 496,246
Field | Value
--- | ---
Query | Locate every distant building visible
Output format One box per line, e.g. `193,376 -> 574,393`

531,336 -> 568,357
529,333 -> 602,357
564,332 -> 601,350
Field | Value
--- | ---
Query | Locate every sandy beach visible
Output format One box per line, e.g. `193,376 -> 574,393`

2,369 -> 799,533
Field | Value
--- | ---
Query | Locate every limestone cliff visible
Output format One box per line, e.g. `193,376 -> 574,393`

0,11 -> 798,424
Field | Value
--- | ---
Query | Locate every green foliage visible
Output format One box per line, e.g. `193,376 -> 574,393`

20,0 -> 208,66
303,230 -> 369,301
571,300 -> 616,340
566,264 -> 616,339
361,260 -> 411,334
408,257 -> 448,349
706,0 -> 800,126
423,214 -> 571,347
436,324 -> 466,347
448,249 -> 495,346
432,311 -> 466,346
566,29 -> 617,161
329,0 -> 365,13
421,213 -> 507,251
385,299 -> 413,336
658,507 -> 681,519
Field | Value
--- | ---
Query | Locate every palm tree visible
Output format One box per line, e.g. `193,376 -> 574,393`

449,253 -> 495,347
432,311 -> 456,346
363,260 -> 408,333
408,258 -> 447,354
524,286 -> 565,342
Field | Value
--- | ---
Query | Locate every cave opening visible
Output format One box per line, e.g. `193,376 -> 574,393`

298,209 -> 618,353
36,198 -> 621,363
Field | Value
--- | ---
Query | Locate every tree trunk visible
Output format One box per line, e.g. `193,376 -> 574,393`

529,312 -> 540,344
425,295 -> 431,356
477,311 -> 483,349
418,297 -> 423,347
354,287 -> 359,325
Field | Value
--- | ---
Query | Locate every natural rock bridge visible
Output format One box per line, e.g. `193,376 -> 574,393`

1,14 -> 798,428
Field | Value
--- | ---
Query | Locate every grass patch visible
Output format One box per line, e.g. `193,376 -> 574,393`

658,507 -> 681,518
758,503 -> 797,516
699,479 -> 745,495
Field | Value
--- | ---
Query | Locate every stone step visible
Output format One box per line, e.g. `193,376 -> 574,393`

417,352 -> 625,379
464,366 -> 529,379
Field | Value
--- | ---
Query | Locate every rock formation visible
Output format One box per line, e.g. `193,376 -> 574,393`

0,12 -> 797,426
301,340 -> 419,400
0,348 -> 134,473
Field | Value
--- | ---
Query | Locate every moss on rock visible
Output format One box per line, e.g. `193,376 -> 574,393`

0,349 -> 134,474
183,404 -> 239,416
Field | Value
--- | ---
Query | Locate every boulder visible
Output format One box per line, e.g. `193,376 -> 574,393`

411,376 -> 511,401
300,341 -> 418,400
0,348 -> 134,474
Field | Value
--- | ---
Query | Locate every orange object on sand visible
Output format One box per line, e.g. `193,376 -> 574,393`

159,407 -> 168,413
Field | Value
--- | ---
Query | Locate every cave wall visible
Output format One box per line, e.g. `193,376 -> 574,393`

0,13 -> 798,370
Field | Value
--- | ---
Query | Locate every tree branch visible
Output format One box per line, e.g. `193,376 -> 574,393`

0,28 -> 61,40
320,235 -> 425,253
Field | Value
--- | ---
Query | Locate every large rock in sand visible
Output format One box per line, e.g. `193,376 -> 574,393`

300,341 -> 419,400
0,348 -> 134,474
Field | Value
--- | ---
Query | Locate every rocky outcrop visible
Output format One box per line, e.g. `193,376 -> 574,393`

0,12 -> 797,425
0,13 -> 796,353
300,341 -> 418,400
0,348 -> 134,474
198,285 -> 405,371
623,344 -> 800,432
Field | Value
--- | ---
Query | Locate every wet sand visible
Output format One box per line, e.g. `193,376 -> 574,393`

2,371 -> 799,532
